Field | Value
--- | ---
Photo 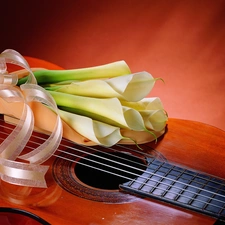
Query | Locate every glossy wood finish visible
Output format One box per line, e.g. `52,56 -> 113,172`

0,118 -> 225,225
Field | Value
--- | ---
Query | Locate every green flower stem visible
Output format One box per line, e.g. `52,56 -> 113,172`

17,60 -> 131,85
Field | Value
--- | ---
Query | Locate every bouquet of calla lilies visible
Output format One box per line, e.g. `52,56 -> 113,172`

0,49 -> 168,188
18,60 -> 168,146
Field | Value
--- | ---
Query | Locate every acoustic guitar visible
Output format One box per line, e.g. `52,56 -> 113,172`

0,59 -> 225,225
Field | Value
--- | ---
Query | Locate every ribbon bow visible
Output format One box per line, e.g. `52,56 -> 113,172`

0,49 -> 62,188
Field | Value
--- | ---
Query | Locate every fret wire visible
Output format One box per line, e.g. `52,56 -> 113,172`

201,179 -> 218,211
149,157 -> 225,193
159,165 -> 178,198
149,157 -> 225,189
170,166 -> 197,202
159,164 -> 202,207
150,162 -> 176,195
172,166 -> 209,205
1,120 -> 225,212
159,160 -> 225,208
137,158 -> 163,191
218,197 -> 225,215
149,157 -> 225,197
150,161 -> 225,213
176,170 -> 222,213
189,176 -> 209,207
207,183 -> 225,214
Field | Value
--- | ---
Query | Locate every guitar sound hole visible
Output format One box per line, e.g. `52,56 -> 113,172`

75,152 -> 147,190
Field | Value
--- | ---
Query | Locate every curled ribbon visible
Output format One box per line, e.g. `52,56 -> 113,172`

0,49 -> 62,188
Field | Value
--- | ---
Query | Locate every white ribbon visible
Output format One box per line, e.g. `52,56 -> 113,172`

0,49 -> 62,187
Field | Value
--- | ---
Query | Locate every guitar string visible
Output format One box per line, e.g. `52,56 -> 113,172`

0,122 -> 225,197
1,122 -> 224,191
55,153 -> 225,214
55,136 -> 225,192
0,120 -> 164,169
54,149 -> 225,209
0,134 -> 225,213
0,122 -> 225,212
1,122 -> 224,193
52,147 -> 225,212
1,121 -> 225,201
55,139 -> 225,198
1,140 -> 225,212
0,119 -> 217,186
15,136 -> 225,212
112,143 -> 167,162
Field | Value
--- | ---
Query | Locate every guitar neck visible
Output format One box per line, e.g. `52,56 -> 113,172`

120,157 -> 225,221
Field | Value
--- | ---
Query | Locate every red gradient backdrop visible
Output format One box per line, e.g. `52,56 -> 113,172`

1,0 -> 225,130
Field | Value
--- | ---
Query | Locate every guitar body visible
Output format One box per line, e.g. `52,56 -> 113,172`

1,118 -> 225,225
0,58 -> 224,225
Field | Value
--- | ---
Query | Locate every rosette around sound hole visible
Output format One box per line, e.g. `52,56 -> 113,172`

52,145 -> 147,203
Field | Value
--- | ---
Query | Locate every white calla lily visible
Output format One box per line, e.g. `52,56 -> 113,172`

16,58 -> 168,146
47,71 -> 156,102
140,110 -> 168,131
58,109 -> 124,146
121,97 -> 168,131
49,91 -> 157,140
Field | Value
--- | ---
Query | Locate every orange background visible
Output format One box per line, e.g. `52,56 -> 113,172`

1,0 -> 225,131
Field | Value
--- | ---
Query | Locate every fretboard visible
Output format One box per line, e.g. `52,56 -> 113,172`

120,157 -> 225,221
